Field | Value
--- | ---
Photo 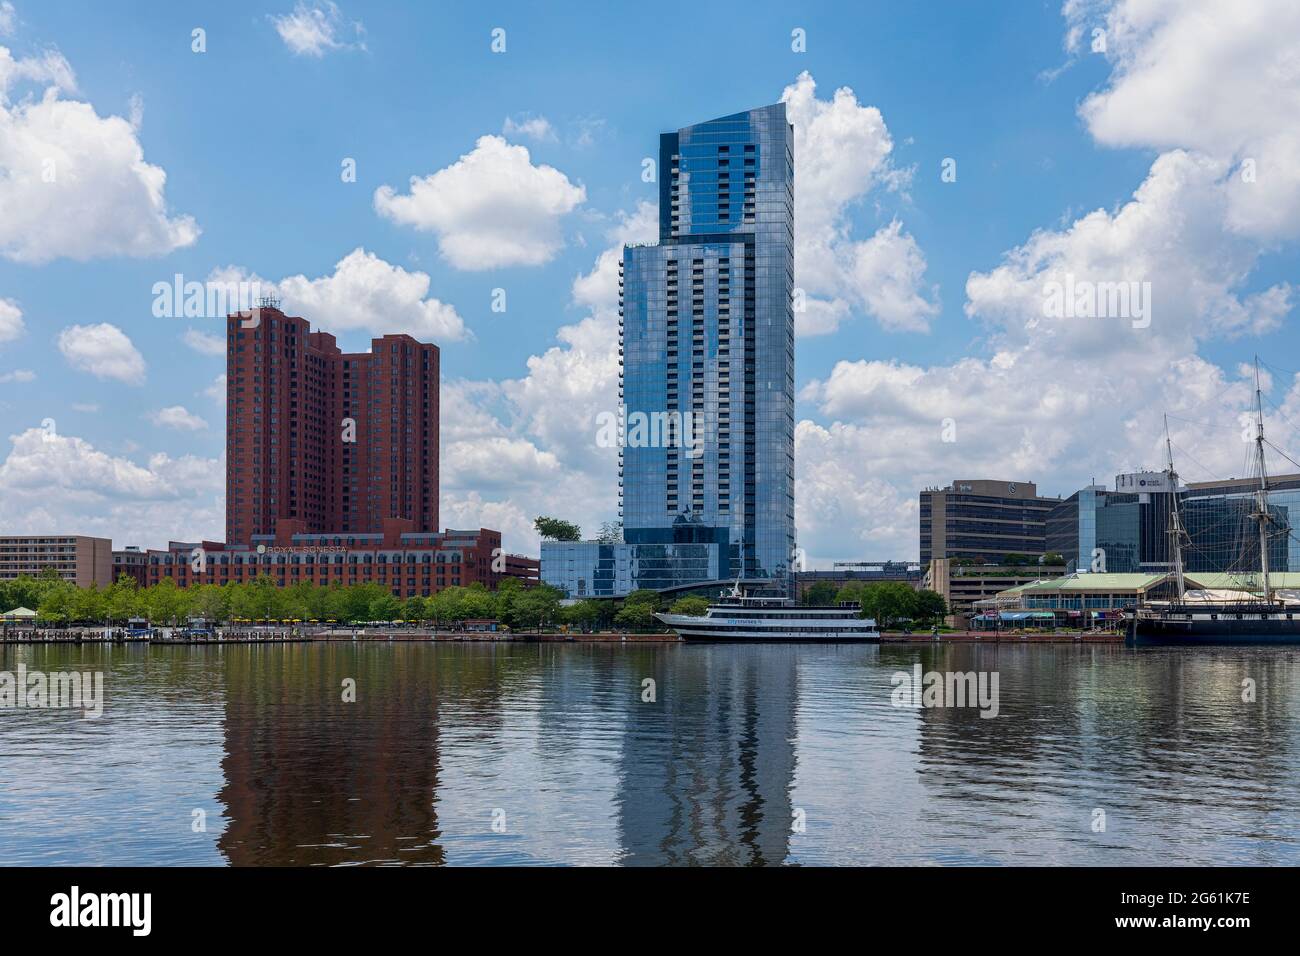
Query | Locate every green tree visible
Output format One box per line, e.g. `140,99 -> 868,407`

144,578 -> 190,625
106,574 -> 142,624
369,593 -> 403,622
804,580 -> 838,606
913,589 -> 948,624
403,595 -> 427,623
862,582 -> 920,628
614,601 -> 660,631
36,581 -> 77,623
190,584 -> 232,623
70,583 -> 106,623
1,574 -> 50,613
668,596 -> 709,616
512,585 -> 563,632
562,599 -> 605,632
623,589 -> 661,611
534,516 -> 581,541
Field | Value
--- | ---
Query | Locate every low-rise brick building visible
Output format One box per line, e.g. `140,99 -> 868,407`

138,523 -> 535,598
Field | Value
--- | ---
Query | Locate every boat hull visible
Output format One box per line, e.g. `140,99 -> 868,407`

666,628 -> 881,643
656,612 -> 879,643
1127,615 -> 1300,646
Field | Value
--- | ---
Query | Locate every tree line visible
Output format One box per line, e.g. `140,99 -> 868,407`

1,572 -> 709,633
802,580 -> 948,628
3,572 -> 947,632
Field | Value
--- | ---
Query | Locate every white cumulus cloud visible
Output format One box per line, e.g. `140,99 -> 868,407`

1075,0 -> 1300,241
57,323 -> 146,385
0,426 -> 223,546
0,45 -> 198,263
223,247 -> 468,342
0,296 -> 22,344
374,134 -> 586,270
148,405 -> 208,431
182,328 -> 225,356
781,71 -> 938,335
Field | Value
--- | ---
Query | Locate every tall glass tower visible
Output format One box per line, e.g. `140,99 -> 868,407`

619,103 -> 795,592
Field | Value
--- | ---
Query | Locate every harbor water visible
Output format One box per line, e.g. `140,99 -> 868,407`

1,641 -> 1296,866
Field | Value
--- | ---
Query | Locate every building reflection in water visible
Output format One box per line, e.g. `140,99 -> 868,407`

218,642 -> 450,865
613,645 -> 799,866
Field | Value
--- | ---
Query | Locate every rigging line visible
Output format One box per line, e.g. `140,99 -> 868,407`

1259,391 -> 1300,442
1170,374 -> 1254,413
1168,439 -> 1232,483
1258,357 -> 1300,381
1263,438 -> 1300,475
1163,413 -> 1250,434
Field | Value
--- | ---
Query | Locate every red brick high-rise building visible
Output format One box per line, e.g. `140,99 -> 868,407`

225,306 -> 440,544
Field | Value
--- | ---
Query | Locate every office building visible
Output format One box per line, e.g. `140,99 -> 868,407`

0,534 -> 113,587
1048,471 -> 1297,574
611,101 -> 795,595
919,479 -> 1057,565
226,305 -> 439,545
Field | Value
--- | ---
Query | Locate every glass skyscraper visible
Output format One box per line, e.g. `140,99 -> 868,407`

618,103 -> 796,593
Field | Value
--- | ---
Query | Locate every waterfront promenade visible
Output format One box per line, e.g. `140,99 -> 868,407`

1,626 -> 1121,644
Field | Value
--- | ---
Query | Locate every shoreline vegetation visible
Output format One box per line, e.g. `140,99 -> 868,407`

1,571 -> 951,636
0,572 -> 732,633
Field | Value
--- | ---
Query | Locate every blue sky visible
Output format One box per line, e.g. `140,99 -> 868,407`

2,1 -> 1299,563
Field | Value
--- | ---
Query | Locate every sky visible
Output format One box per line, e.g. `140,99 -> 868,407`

2,0 -> 1300,565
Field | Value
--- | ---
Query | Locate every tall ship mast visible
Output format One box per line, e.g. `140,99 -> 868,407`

1163,414 -> 1188,603
1250,357 -> 1274,604
1126,357 -> 1300,645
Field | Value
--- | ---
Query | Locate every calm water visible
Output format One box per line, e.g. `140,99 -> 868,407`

1,641 -> 1297,866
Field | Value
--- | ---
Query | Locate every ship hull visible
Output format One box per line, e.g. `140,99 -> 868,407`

664,627 -> 881,643
1127,613 -> 1300,646
655,612 -> 879,643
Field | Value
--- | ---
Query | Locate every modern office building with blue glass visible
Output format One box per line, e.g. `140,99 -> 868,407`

1047,471 -> 1298,574
543,103 -> 796,598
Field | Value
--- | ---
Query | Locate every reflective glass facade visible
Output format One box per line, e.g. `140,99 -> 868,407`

1181,481 -> 1293,573
540,541 -> 720,598
1051,476 -> 1300,574
619,104 -> 795,592
1045,487 -> 1104,569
